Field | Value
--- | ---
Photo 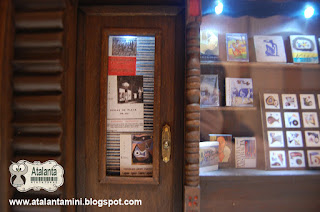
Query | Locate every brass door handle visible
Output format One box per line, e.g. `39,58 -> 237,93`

162,124 -> 171,163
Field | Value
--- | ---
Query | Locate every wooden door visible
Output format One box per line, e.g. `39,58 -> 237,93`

76,6 -> 185,211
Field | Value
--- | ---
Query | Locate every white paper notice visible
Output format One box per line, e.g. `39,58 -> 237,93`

107,75 -> 144,132
120,134 -> 153,176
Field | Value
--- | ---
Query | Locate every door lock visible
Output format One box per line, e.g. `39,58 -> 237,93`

162,124 -> 171,163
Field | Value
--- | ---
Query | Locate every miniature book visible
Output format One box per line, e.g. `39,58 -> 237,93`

253,35 -> 287,63
200,74 -> 219,107
235,137 -> 257,168
290,35 -> 319,63
225,78 -> 253,107
226,33 -> 249,62
200,29 -> 219,61
199,141 -> 219,172
209,134 -> 233,168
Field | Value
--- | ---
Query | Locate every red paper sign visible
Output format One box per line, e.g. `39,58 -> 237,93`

108,56 -> 136,76
189,0 -> 200,17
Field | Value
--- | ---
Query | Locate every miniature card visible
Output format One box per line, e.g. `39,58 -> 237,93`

307,150 -> 320,167
282,94 -> 298,109
235,137 -> 257,168
264,93 -> 280,109
305,131 -> 320,147
225,78 -> 253,107
318,94 -> 320,109
302,112 -> 319,128
300,94 -> 316,109
199,141 -> 219,172
209,134 -> 233,168
254,35 -> 287,63
200,29 -> 219,61
226,33 -> 249,62
266,112 -> 282,128
284,112 -> 301,128
267,131 -> 284,148
288,150 -> 306,168
270,150 -> 287,168
200,75 -> 219,107
290,35 -> 319,63
286,131 -> 303,147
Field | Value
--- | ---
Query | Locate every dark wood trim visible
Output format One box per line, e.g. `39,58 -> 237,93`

80,5 -> 183,16
100,28 -> 161,184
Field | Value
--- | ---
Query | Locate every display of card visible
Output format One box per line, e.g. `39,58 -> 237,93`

305,131 -> 320,147
282,94 -> 298,109
226,33 -> 249,62
199,141 -> 219,172
225,78 -> 253,107
286,131 -> 303,147
209,134 -> 233,168
290,35 -> 319,63
200,74 -> 219,107
302,112 -> 319,128
300,94 -> 316,109
200,29 -> 219,61
318,94 -> 320,109
254,35 -> 287,63
266,112 -> 282,128
288,150 -> 306,168
284,112 -> 301,128
270,150 -> 287,168
267,131 -> 284,148
264,93 -> 280,109
307,150 -> 320,167
235,137 -> 257,168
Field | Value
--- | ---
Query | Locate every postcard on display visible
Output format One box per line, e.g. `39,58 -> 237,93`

305,131 -> 320,147
107,75 -> 144,132
284,112 -> 301,128
286,131 -> 303,148
267,131 -> 285,148
199,141 -> 219,172
270,150 -> 287,168
225,78 -> 253,107
254,36 -> 287,63
290,35 -> 319,63
288,150 -> 306,168
200,29 -> 219,61
302,112 -> 319,128
235,137 -> 257,168
200,74 -> 219,107
120,134 -> 153,176
282,94 -> 298,109
108,36 -> 137,76
265,112 -> 282,128
226,33 -> 249,62
307,150 -> 320,167
300,94 -> 316,109
264,93 -> 280,109
209,134 -> 233,168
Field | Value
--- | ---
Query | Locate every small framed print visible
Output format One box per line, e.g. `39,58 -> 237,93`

286,131 -> 303,147
307,150 -> 320,167
300,94 -> 316,109
264,93 -> 280,109
288,150 -> 306,168
270,150 -> 287,168
302,112 -> 319,128
282,94 -> 298,109
267,131 -> 284,148
284,112 -> 301,128
305,131 -> 320,147
266,112 -> 282,128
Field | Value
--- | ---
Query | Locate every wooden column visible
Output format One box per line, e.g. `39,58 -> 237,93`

185,0 -> 201,211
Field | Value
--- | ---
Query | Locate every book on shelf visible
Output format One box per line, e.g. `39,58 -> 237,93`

200,29 -> 219,62
225,78 -> 253,107
200,74 -> 219,107
253,35 -> 287,63
226,33 -> 249,62
290,35 -> 319,64
235,137 -> 257,168
199,141 -> 219,172
209,134 -> 233,168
